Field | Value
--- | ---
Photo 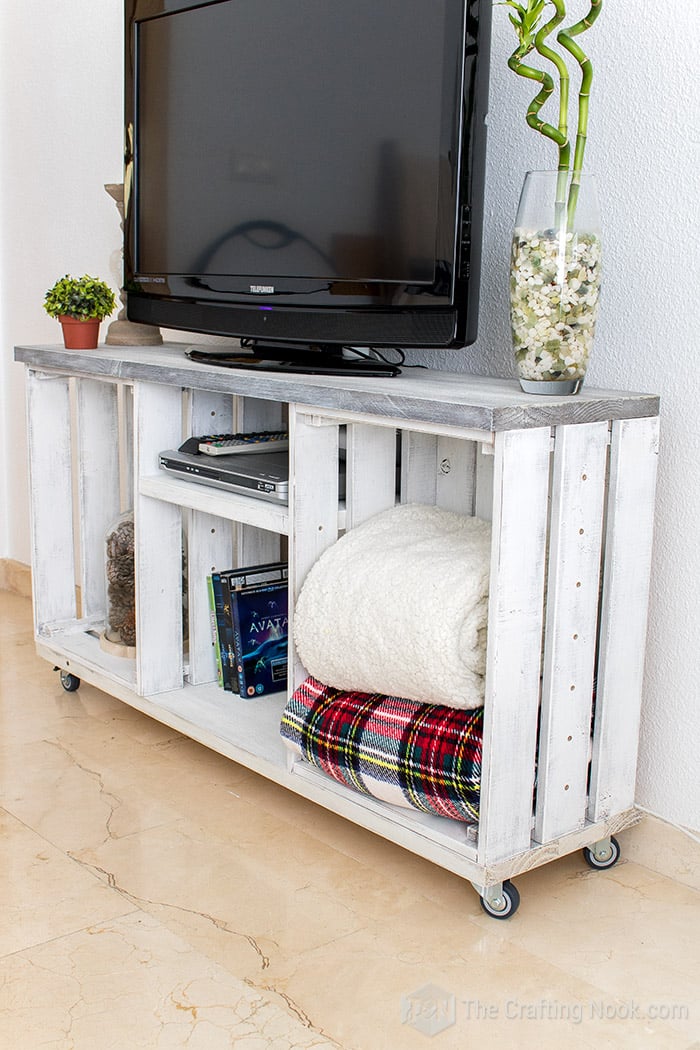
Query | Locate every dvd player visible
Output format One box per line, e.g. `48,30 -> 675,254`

158,448 -> 289,503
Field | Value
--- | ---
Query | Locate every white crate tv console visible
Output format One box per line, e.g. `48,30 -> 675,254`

15,343 -> 659,918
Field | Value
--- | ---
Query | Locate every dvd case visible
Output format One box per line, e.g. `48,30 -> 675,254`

229,565 -> 288,698
206,573 -> 225,689
209,562 -> 288,697
207,571 -> 237,691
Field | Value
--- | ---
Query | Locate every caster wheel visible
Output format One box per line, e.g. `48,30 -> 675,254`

479,880 -> 520,920
582,835 -> 621,870
59,670 -> 81,692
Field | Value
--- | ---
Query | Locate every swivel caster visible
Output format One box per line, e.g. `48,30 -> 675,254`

58,669 -> 81,692
582,835 -> 621,870
479,879 -> 520,919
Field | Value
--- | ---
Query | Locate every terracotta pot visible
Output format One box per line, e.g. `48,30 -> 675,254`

58,315 -> 101,350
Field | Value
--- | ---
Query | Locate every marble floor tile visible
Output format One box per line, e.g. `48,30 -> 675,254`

0,911 -> 341,1049
1,589 -> 699,1050
0,807 -> 133,957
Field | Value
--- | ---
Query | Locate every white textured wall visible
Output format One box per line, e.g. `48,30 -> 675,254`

0,0 -> 123,558
0,1 -> 698,832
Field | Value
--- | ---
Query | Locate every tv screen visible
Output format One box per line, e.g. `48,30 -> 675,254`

125,0 -> 491,373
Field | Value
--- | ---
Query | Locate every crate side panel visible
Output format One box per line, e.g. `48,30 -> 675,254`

26,371 -> 77,631
588,415 -> 660,820
535,421 -> 609,843
478,427 -> 551,865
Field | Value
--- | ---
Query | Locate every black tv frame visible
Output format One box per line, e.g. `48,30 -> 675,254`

123,0 -> 492,374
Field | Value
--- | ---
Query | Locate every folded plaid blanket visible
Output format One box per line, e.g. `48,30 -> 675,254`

280,676 -> 482,823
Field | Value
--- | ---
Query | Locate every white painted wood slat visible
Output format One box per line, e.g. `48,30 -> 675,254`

186,509 -> 235,685
235,393 -> 285,433
478,427 -> 551,865
139,473 -> 290,534
435,435 -> 477,516
400,432 -> 478,515
134,382 -> 185,695
118,384 -> 134,512
400,431 -> 438,505
26,370 -> 77,632
588,416 -> 660,821
188,389 -> 233,440
534,421 -> 609,843
16,343 -> 660,433
235,393 -> 284,565
474,443 -> 495,523
236,525 -> 282,569
344,422 -> 397,529
76,379 -> 121,621
288,408 -> 340,691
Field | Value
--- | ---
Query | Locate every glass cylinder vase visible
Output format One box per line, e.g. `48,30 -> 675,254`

510,170 -> 602,394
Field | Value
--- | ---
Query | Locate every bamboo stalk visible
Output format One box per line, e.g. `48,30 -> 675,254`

533,0 -> 570,225
503,2 -> 567,156
508,53 -> 568,155
558,0 -> 603,223
535,0 -> 570,176
502,0 -> 603,229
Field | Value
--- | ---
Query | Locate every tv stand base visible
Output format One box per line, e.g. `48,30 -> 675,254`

186,342 -> 401,377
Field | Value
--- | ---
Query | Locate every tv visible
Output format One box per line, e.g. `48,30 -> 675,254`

124,0 -> 491,376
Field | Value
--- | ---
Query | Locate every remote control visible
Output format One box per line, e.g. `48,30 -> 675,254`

197,430 -> 289,456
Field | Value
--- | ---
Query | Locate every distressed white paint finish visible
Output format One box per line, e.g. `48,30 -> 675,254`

186,509 -> 235,685
139,473 -> 289,534
474,443 -> 495,523
14,344 -> 659,431
288,407 -> 340,690
183,390 -> 241,682
76,379 -> 120,620
26,370 -> 77,631
400,432 -> 478,515
435,436 -> 477,516
589,416 -> 660,821
133,382 -> 184,695
118,384 -> 134,512
235,525 -> 282,569
187,388 -> 233,443
234,394 -> 284,565
303,402 -> 491,445
344,422 -> 396,529
400,431 -> 438,505
19,349 -> 661,892
534,421 -> 609,843
478,427 -> 551,865
235,393 -> 285,433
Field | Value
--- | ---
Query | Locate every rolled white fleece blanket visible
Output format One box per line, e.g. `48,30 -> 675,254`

293,503 -> 491,709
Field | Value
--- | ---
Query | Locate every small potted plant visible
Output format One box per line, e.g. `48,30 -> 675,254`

44,274 -> 117,350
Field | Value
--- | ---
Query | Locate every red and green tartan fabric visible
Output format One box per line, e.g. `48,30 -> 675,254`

280,676 -> 482,823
